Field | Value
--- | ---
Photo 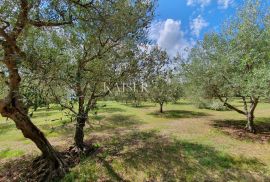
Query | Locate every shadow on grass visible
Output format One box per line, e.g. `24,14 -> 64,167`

85,114 -> 143,133
171,101 -> 193,105
37,118 -> 74,136
211,118 -> 270,143
123,103 -> 156,109
91,114 -> 106,121
46,114 -> 142,137
65,130 -> 269,181
106,114 -> 141,126
0,123 -> 15,135
29,105 -> 62,113
0,155 -> 33,181
98,107 -> 126,114
149,110 -> 209,119
31,110 -> 61,118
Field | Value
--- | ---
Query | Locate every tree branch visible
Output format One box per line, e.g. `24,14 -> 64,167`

48,85 -> 77,115
250,96 -> 259,114
0,18 -> 10,30
242,96 -> 248,114
70,0 -> 95,8
29,20 -> 72,27
10,0 -> 29,39
85,84 -> 97,114
218,96 -> 246,115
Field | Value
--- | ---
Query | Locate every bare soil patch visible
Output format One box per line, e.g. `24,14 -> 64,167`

212,119 -> 270,143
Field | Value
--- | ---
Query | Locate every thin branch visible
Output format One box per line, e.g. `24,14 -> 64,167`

0,18 -> 10,30
70,0 -> 95,8
29,20 -> 72,27
48,85 -> 77,115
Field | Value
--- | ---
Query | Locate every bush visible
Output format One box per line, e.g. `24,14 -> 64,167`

208,100 -> 228,111
194,99 -> 229,111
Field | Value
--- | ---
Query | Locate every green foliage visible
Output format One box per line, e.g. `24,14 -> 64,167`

194,98 -> 229,111
149,75 -> 183,108
149,75 -> 173,104
144,47 -> 183,110
183,0 -> 270,110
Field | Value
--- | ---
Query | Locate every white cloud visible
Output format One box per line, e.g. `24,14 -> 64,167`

186,0 -> 211,8
190,15 -> 209,37
186,0 -> 233,9
149,19 -> 192,57
217,0 -> 233,9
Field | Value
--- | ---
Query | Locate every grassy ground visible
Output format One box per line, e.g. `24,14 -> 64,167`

0,100 -> 270,181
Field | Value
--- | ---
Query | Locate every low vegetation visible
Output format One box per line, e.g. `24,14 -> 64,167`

1,100 -> 270,181
0,0 -> 269,181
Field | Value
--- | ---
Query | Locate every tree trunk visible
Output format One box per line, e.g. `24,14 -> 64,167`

244,96 -> 258,134
74,115 -> 87,149
0,104 -> 66,179
245,112 -> 256,133
160,103 -> 163,113
0,43 -> 66,180
220,96 -> 258,134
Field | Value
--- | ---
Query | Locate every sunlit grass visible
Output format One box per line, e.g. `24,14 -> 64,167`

0,148 -> 24,159
0,99 -> 270,181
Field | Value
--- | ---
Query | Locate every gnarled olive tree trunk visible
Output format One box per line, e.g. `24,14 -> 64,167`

73,99 -> 96,151
3,108 -> 65,167
74,114 -> 88,150
0,44 -> 66,178
246,112 -> 255,133
218,96 -> 258,133
242,96 -> 258,133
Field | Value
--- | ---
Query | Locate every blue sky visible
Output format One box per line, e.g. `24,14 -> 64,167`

149,0 -> 245,57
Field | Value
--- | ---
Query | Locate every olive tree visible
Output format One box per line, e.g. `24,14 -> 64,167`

183,0 -> 270,133
0,0 -> 74,177
36,0 -> 155,151
145,47 -> 178,113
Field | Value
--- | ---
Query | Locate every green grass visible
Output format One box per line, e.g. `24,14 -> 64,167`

0,149 -> 24,159
0,100 -> 270,181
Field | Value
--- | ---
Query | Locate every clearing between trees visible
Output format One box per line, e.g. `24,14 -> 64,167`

0,100 -> 269,181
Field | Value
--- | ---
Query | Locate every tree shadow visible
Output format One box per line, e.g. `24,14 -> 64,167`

43,113 -> 143,137
31,110 -> 61,118
106,114 -> 141,126
0,155 -> 34,181
149,110 -> 209,119
85,114 -> 143,133
123,103 -> 156,109
29,105 -> 62,113
98,157 -> 129,182
82,130 -> 269,181
37,118 -> 74,136
98,107 -> 126,114
171,101 -> 193,105
1,130 -> 269,181
211,118 -> 270,143
37,113 -> 142,138
0,123 -> 15,135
